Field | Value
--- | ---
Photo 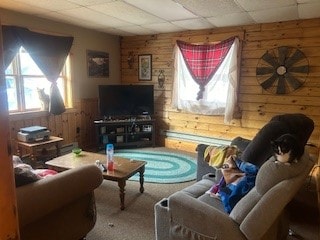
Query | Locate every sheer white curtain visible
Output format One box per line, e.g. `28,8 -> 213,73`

172,38 -> 239,123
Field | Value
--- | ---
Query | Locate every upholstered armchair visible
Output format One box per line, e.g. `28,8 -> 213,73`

155,113 -> 315,240
16,165 -> 103,240
155,150 -> 314,240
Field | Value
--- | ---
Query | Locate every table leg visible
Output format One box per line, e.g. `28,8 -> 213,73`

139,165 -> 145,193
56,142 -> 61,157
118,179 -> 126,210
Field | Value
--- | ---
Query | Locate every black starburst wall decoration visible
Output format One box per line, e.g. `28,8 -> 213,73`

256,46 -> 309,94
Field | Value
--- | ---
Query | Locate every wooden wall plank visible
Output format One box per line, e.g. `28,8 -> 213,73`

121,18 -> 320,153
8,104 -> 98,155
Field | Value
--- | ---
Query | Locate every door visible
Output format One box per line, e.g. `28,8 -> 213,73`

0,22 -> 20,239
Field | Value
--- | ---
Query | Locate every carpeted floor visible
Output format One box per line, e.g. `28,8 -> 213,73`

87,179 -> 195,240
87,147 -> 197,240
87,147 -> 319,240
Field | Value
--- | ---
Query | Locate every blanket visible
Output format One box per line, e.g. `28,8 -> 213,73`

204,145 -> 239,168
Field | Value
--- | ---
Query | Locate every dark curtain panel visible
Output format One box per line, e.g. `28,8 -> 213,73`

2,25 -> 73,115
2,26 -> 22,69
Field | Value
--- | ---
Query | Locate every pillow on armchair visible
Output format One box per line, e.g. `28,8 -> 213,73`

14,163 -> 41,187
13,155 -> 58,187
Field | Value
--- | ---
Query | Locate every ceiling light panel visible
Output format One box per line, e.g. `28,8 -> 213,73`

175,0 -> 244,18
249,5 -> 299,23
14,0 -> 79,11
124,0 -> 198,21
88,1 -> 164,25
236,0 -> 296,11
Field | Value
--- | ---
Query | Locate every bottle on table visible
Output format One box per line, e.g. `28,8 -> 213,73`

106,143 -> 114,171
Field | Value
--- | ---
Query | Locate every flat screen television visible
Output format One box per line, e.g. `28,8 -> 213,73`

98,85 -> 154,118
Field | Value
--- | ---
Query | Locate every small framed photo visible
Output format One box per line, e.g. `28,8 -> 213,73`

87,50 -> 109,77
138,54 -> 152,81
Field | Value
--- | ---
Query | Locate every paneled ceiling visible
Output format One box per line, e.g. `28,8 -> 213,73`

0,0 -> 320,36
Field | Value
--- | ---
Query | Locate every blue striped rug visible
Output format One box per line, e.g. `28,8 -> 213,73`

114,150 -> 197,183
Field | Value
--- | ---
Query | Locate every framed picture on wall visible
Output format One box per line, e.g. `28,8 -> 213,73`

87,50 -> 109,77
138,54 -> 152,81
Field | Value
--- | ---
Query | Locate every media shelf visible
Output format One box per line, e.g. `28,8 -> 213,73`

94,119 -> 155,150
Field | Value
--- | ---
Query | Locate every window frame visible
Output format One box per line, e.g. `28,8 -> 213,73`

172,37 -> 240,123
5,47 -> 71,113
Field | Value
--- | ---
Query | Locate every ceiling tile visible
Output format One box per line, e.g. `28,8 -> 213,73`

207,12 -> 255,27
60,7 -> 133,28
0,0 -> 50,15
124,0 -> 197,21
66,0 -> 114,6
249,5 -> 299,23
236,0 -> 296,11
175,0 -> 244,18
118,25 -> 158,35
14,0 -> 79,11
1,0 -> 320,37
143,22 -> 185,33
88,1 -> 164,25
298,2 -> 320,19
172,18 -> 214,30
97,27 -> 134,36
42,11 -> 108,31
297,0 -> 320,3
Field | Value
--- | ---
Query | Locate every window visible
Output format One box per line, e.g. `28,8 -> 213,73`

5,47 -> 70,113
172,38 -> 239,123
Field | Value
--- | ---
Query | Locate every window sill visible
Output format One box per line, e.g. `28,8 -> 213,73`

9,108 -> 76,121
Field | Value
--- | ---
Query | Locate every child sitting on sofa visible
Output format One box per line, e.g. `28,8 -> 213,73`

207,154 -> 259,213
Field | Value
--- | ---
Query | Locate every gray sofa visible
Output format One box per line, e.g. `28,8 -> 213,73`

154,113 -> 315,240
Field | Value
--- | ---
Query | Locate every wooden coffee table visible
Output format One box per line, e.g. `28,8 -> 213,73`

46,151 -> 146,210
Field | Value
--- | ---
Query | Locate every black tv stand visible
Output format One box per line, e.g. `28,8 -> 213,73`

94,118 -> 155,150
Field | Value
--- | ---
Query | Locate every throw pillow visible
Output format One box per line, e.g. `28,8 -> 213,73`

14,164 -> 41,187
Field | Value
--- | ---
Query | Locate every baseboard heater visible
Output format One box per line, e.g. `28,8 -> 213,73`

161,130 -> 231,146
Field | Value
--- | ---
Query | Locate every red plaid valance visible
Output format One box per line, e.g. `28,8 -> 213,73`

177,37 -> 235,100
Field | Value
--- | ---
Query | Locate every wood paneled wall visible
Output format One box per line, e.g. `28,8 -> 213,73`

8,18 -> 320,156
9,99 -> 99,155
120,18 -> 320,154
